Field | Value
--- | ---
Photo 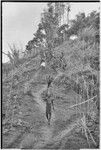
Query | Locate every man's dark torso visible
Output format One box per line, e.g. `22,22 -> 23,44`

46,101 -> 51,114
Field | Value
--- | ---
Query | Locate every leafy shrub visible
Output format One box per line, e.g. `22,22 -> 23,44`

78,26 -> 97,44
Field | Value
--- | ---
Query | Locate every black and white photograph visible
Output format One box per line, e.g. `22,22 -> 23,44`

2,1 -> 100,149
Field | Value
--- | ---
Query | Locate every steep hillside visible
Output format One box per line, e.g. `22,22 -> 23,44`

2,38 -> 99,149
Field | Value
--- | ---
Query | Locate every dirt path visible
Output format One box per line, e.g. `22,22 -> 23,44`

29,72 -> 64,148
31,71 -> 63,121
32,83 -> 55,121
32,84 -> 55,121
6,70 -> 84,149
21,71 -> 74,149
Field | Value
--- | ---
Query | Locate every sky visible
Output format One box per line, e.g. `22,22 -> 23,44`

2,2 -> 100,63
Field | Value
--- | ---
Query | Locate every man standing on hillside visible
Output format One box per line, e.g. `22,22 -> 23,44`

42,90 -> 54,125
46,98 -> 52,125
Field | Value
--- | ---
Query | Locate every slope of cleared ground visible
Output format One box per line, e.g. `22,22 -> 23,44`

2,40 -> 99,149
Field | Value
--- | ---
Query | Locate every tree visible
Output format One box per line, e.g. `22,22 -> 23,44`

40,4 -> 59,49
26,2 -> 60,53
66,11 -> 100,40
26,3 -> 71,53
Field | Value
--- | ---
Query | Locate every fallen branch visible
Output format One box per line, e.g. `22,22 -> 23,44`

68,95 -> 97,109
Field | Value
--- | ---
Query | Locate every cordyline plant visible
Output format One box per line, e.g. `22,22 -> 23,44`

3,44 -> 22,69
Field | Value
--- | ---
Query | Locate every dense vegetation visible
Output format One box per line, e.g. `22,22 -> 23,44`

2,2 -> 100,149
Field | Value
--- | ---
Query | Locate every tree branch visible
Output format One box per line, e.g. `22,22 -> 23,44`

68,95 -> 97,109
2,51 -> 8,56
